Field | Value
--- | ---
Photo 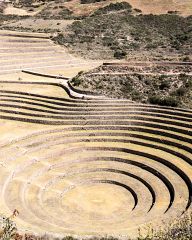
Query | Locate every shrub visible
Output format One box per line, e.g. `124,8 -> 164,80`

131,90 -> 142,101
175,87 -> 187,96
149,95 -> 179,107
114,50 -> 127,59
134,8 -> 142,13
179,73 -> 188,79
182,56 -> 191,62
159,75 -> 168,80
92,2 -> 132,15
0,211 -> 19,240
162,96 -> 179,107
185,79 -> 192,88
71,71 -> 84,86
159,81 -> 170,90
71,77 -> 81,86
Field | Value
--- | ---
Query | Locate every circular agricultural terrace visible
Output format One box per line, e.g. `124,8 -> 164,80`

0,31 -> 191,238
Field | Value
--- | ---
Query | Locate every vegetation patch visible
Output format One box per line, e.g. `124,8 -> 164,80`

70,65 -> 192,108
53,7 -> 192,60
36,4 -> 74,20
92,2 -> 132,16
0,211 -> 191,239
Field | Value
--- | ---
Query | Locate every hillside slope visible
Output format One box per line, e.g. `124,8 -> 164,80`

53,8 -> 192,61
6,0 -> 192,16
65,0 -> 192,17
70,63 -> 192,108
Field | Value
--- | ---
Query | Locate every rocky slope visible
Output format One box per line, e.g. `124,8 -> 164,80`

70,63 -> 192,108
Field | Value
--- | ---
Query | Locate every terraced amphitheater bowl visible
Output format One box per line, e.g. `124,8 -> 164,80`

0,31 -> 191,239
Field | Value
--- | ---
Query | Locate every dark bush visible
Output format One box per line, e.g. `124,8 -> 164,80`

149,95 -> 179,107
71,77 -> 81,86
175,87 -> 187,96
92,2 -> 132,15
114,50 -> 127,59
159,81 -> 170,90
134,8 -> 142,13
182,56 -> 191,62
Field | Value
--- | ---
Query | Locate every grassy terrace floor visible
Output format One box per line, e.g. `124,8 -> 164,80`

0,31 -> 191,239
0,30 -> 101,77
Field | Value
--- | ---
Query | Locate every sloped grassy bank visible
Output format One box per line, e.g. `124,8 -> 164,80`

70,65 -> 192,108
